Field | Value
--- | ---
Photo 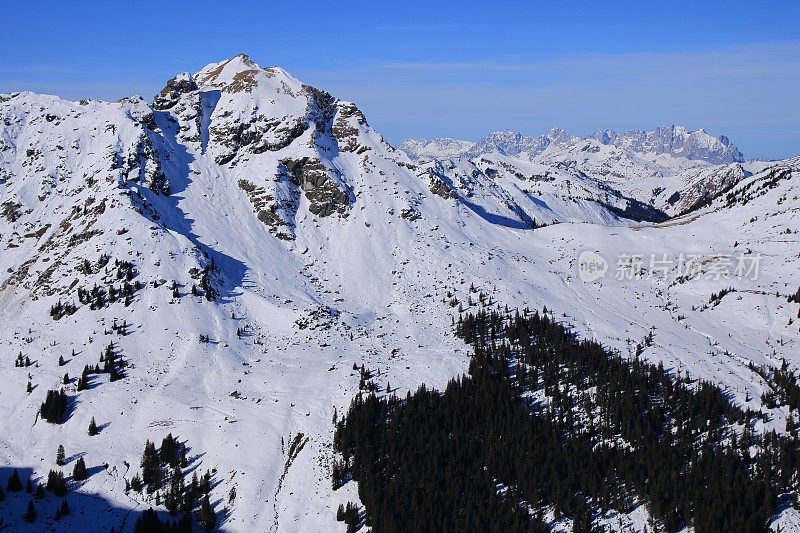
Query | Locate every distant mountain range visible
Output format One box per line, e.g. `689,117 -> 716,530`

400,125 -> 744,164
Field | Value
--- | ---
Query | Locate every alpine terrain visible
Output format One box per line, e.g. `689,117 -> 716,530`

1,53 -> 799,532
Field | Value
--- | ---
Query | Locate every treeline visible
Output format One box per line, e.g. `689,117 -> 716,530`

334,307 -> 800,532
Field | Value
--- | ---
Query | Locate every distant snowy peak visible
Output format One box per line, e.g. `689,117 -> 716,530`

401,125 -> 743,164
400,128 -> 572,161
467,127 -> 577,159
590,125 -> 744,164
398,138 -> 474,160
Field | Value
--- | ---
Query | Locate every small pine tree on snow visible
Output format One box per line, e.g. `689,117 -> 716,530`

7,469 -> 22,491
46,470 -> 68,496
130,473 -> 143,493
27,381 -> 33,394
140,440 -> 162,492
25,478 -> 32,493
63,373 -> 69,385
23,500 -> 36,522
60,498 -> 70,516
160,433 -> 177,467
40,389 -> 69,424
88,417 -> 98,436
35,484 -> 45,499
56,444 -> 66,466
59,355 -> 65,366
72,457 -> 87,481
199,470 -> 212,495
197,494 -> 216,531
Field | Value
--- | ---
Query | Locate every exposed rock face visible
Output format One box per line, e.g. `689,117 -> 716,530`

332,102 -> 368,153
238,178 -> 296,240
209,116 -> 309,165
281,158 -> 351,217
304,86 -> 337,143
674,164 -> 749,214
153,73 -> 198,111
427,171 -> 458,199
125,132 -> 171,195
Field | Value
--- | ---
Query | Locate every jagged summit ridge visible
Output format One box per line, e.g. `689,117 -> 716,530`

401,124 -> 743,164
590,125 -> 743,164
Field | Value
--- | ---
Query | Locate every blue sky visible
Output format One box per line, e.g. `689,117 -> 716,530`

1,1 -> 798,159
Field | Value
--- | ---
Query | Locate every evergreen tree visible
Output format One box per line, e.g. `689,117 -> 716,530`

46,470 -> 67,497
60,498 -> 70,516
23,500 -> 36,523
159,433 -> 177,467
197,494 -> 216,531
40,389 -> 69,424
73,457 -> 87,481
134,508 -> 163,533
88,417 -> 98,436
25,478 -> 32,493
332,305 -> 785,533
56,444 -> 66,466
35,484 -> 45,499
7,469 -> 22,491
141,440 -> 162,492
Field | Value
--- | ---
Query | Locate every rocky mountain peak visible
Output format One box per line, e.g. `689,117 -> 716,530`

590,125 -> 744,164
191,54 -> 303,96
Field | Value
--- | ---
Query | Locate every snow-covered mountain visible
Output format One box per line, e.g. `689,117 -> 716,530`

402,125 -> 748,219
1,54 -> 799,532
397,137 -> 474,160
590,125 -> 743,164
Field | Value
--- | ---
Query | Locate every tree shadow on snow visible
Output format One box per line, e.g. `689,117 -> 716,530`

0,465 -> 164,532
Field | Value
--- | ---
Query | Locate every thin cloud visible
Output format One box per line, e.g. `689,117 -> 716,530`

376,40 -> 800,78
